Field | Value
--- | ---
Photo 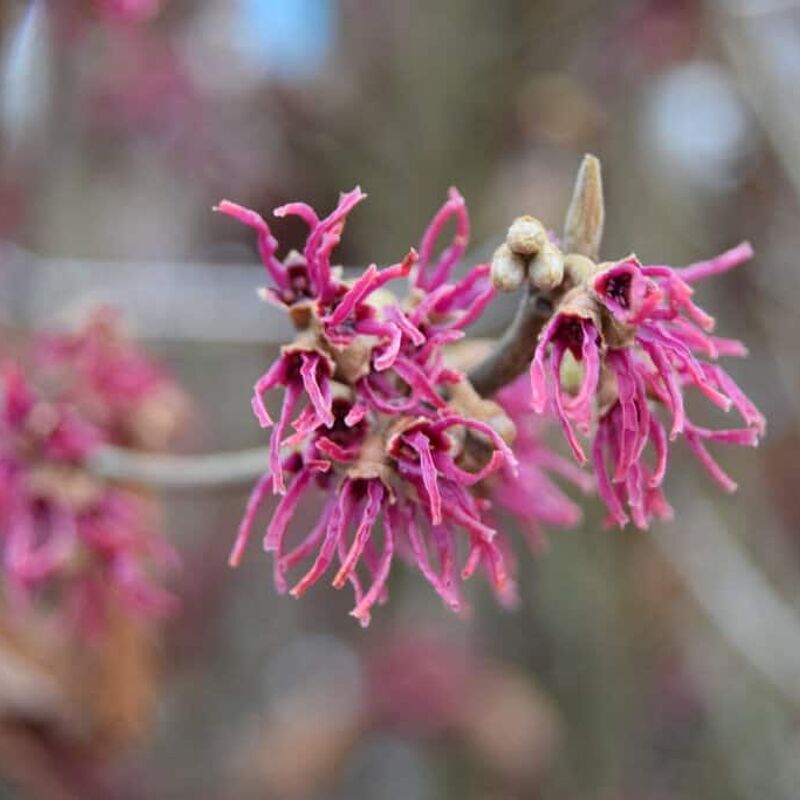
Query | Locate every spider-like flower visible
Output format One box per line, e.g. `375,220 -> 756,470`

221,189 -> 558,624
484,155 -> 765,531
0,365 -> 176,639
527,243 -> 764,528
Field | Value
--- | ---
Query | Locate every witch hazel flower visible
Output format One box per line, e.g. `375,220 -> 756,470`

0,364 -> 176,640
220,187 -> 558,623
231,391 -> 517,625
540,247 -> 762,529
216,189 -> 419,492
487,155 -> 765,530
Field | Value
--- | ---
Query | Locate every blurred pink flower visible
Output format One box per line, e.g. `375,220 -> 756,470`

365,631 -> 474,736
0,365 -> 176,640
94,0 -> 162,24
36,307 -> 188,450
51,0 -> 163,44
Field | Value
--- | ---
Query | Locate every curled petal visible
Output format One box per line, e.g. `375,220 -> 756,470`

325,264 -> 379,328
305,187 -> 367,301
592,422 -> 629,528
273,200 -> 319,229
230,469 -> 271,567
345,402 -> 367,427
351,501 -> 394,625
648,416 -> 668,488
290,482 -> 356,597
263,467 -> 315,554
563,323 -> 601,433
407,432 -> 442,525
416,187 -> 470,290
278,500 -> 336,582
270,382 -> 302,494
549,344 -> 586,463
215,200 -> 287,289
371,323 -> 403,372
393,357 -> 448,409
676,241 -> 753,284
637,326 -> 731,412
252,357 -> 293,428
403,505 -> 454,607
315,436 -> 360,462
333,480 -> 385,589
710,365 -> 766,435
300,353 -> 334,428
384,305 -> 425,346
359,374 -> 420,414
684,428 -> 738,492
429,414 -> 518,478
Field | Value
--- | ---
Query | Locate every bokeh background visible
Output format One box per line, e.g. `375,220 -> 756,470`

2,1 -> 800,798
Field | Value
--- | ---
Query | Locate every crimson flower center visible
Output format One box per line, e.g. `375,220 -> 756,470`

604,272 -> 632,309
557,317 -> 587,359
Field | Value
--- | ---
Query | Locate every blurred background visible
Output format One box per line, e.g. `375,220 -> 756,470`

2,0 -> 800,798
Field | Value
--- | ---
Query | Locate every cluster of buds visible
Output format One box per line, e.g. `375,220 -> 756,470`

491,216 -> 565,293
219,187 -> 586,624
489,156 -> 764,529
0,314 -> 185,640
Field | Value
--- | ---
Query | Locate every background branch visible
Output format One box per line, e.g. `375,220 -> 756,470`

89,445 -> 268,488
653,498 -> 800,708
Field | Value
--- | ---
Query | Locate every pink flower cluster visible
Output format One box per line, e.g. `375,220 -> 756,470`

530,244 -> 765,528
36,307 -> 188,450
221,190 -> 584,624
0,364 -> 176,639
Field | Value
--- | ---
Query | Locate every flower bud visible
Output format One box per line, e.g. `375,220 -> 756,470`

528,241 -> 564,290
506,216 -> 547,256
491,243 -> 527,292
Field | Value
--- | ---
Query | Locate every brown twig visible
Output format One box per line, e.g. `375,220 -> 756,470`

466,288 -> 553,397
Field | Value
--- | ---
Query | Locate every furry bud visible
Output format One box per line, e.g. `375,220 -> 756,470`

529,241 -> 564,290
506,216 -> 547,257
491,243 -> 527,292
